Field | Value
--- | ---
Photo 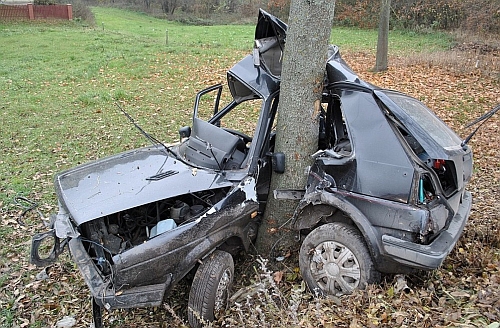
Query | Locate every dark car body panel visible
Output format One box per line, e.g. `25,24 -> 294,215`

59,176 -> 260,309
329,86 -> 414,203
228,54 -> 280,101
68,237 -> 170,309
381,190 -> 471,269
112,177 -> 259,288
288,67 -> 472,272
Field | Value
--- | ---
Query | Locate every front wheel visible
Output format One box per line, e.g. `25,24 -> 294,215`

299,223 -> 380,296
188,250 -> 234,328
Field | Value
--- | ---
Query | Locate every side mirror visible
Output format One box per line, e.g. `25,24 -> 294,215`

179,126 -> 191,139
271,152 -> 285,174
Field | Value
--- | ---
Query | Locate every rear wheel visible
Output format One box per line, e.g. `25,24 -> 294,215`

188,250 -> 234,328
299,223 -> 380,296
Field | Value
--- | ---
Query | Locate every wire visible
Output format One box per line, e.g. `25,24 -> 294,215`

115,101 -> 183,162
14,196 -> 45,226
79,237 -> 115,257
206,142 -> 223,171
462,103 -> 500,146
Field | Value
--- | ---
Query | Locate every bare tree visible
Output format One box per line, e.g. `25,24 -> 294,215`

256,0 -> 336,257
161,0 -> 178,14
374,0 -> 391,71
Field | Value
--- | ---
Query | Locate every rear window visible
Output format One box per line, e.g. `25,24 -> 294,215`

383,91 -> 462,150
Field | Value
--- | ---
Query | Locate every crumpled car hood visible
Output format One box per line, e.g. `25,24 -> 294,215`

54,146 -> 233,225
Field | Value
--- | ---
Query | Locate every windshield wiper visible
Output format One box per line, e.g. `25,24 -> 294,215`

115,102 -> 180,160
462,103 -> 500,146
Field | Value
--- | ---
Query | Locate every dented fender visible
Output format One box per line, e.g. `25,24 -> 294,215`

291,187 -> 383,261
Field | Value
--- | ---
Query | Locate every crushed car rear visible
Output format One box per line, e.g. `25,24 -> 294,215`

374,89 -> 473,269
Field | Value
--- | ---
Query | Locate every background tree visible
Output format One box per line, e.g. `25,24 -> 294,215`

161,0 -> 178,14
374,0 -> 391,72
256,0 -> 336,258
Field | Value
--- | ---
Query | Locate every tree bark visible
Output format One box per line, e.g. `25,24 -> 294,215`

256,0 -> 336,259
374,0 -> 391,72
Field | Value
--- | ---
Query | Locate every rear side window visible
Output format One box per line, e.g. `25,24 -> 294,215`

383,91 -> 462,150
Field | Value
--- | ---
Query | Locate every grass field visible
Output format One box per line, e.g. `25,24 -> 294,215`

0,7 -> 452,205
1,7 -> 498,328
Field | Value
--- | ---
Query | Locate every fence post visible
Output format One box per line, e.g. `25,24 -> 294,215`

27,3 -> 34,20
66,4 -> 72,20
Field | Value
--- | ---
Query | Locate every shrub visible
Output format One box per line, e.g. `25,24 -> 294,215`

69,0 -> 95,25
335,0 -> 379,28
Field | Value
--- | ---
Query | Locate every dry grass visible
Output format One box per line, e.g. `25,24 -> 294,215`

398,31 -> 500,80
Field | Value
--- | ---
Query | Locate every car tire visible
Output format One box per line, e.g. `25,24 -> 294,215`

188,250 -> 234,328
299,222 -> 380,296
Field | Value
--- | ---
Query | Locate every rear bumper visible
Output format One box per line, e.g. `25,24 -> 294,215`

68,238 -> 169,310
381,190 -> 472,270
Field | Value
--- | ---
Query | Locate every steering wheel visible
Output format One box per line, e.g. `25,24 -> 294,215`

223,128 -> 253,144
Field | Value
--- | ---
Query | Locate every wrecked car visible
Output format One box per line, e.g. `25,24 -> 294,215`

31,10 -> 283,328
31,8 -> 476,327
293,82 -> 473,296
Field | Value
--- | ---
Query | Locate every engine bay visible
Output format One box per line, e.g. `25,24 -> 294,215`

80,188 -> 231,275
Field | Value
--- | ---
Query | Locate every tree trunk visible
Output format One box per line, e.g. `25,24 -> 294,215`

256,0 -> 336,259
374,0 -> 391,72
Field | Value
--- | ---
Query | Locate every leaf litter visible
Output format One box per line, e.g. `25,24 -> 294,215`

1,49 -> 499,327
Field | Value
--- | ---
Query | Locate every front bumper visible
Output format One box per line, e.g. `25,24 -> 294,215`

68,237 -> 170,309
31,211 -> 170,310
381,190 -> 472,270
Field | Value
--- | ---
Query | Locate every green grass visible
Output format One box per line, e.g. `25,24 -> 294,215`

330,27 -> 452,53
0,11 -> 453,218
0,7 -> 452,206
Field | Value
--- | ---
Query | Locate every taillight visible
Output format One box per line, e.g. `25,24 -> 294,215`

433,159 -> 445,171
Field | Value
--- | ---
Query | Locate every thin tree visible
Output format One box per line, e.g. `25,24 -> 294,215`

256,0 -> 336,257
374,0 -> 391,71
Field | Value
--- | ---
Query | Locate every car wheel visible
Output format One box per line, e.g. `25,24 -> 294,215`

188,250 -> 234,328
299,223 -> 380,296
